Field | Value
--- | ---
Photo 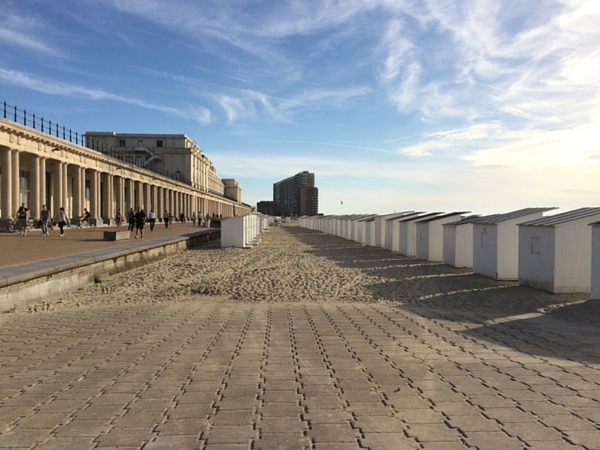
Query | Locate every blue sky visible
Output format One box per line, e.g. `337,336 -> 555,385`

1,0 -> 599,215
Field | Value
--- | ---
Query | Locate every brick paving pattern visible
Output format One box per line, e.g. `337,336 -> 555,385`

0,225 -> 599,449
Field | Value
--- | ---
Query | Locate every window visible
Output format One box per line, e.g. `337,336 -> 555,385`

175,170 -> 182,181
119,139 -> 126,147
156,140 -> 163,148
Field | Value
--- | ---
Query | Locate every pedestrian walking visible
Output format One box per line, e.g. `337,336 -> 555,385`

134,207 -> 146,239
57,207 -> 69,237
40,204 -> 50,236
127,208 -> 135,231
163,210 -> 170,228
148,209 -> 156,231
179,212 -> 185,224
16,203 -> 29,236
191,211 -> 197,226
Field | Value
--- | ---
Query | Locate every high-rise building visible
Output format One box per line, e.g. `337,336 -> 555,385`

272,171 -> 318,216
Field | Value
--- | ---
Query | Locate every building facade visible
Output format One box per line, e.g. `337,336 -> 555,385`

272,171 -> 318,216
0,118 -> 250,229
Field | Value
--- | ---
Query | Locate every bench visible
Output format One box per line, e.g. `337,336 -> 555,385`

103,230 -> 130,241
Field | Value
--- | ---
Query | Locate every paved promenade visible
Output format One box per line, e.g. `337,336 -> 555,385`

0,222 -> 208,269
0,226 -> 599,449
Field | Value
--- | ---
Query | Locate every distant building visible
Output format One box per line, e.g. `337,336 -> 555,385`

84,132 -> 246,218
273,171 -> 318,216
257,201 -> 276,216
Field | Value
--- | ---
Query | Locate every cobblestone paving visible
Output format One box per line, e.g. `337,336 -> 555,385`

1,300 -> 599,449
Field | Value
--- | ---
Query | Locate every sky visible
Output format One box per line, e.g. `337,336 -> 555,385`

1,0 -> 599,216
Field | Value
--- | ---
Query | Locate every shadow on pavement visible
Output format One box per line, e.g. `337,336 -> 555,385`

285,226 -> 599,364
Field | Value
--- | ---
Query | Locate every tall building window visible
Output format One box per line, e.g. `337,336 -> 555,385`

175,171 -> 182,181
157,140 -> 163,148
119,139 -> 126,147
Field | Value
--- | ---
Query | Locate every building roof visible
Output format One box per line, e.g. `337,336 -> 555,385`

519,207 -> 600,227
397,212 -> 443,223
415,211 -> 470,223
470,207 -> 557,225
385,212 -> 424,222
443,214 -> 484,226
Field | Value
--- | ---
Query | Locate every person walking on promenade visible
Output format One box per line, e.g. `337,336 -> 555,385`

179,212 -> 185,224
57,207 -> 69,237
134,207 -> 146,239
148,209 -> 156,231
191,211 -> 197,226
163,210 -> 170,228
16,203 -> 29,236
40,204 -> 50,236
115,209 -> 122,226
127,208 -> 135,231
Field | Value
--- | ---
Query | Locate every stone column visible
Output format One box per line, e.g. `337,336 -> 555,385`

62,162 -> 69,217
102,173 -> 113,223
30,155 -> 41,221
151,184 -> 157,216
53,161 -> 63,219
156,186 -> 162,221
89,169 -> 100,223
115,176 -> 124,217
123,178 -> 131,213
144,183 -> 151,213
1,146 -> 13,221
11,150 -> 20,214
39,157 -> 47,212
73,166 -> 83,219
135,181 -> 143,210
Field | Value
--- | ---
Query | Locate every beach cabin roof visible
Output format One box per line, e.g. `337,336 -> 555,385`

387,212 -> 425,222
470,207 -> 557,225
397,212 -> 442,222
443,214 -> 484,226
415,211 -> 470,223
519,207 -> 600,227
356,215 -> 377,222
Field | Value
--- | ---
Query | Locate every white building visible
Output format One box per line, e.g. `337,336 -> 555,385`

398,212 -> 442,256
442,215 -> 486,268
518,208 -> 600,293
385,212 -> 422,252
374,212 -> 411,248
416,212 -> 468,262
591,221 -> 600,300
472,207 -> 556,280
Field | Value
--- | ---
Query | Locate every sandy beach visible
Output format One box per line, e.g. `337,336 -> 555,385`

10,224 -> 593,322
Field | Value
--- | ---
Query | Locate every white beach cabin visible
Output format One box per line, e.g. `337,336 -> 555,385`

442,215 -> 488,268
398,212 -> 442,256
518,208 -> 600,293
374,212 -> 411,248
472,207 -> 556,280
416,212 -> 469,261
385,212 -> 423,252
591,222 -> 600,299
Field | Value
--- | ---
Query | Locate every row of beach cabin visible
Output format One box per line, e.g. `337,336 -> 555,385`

299,207 -> 600,299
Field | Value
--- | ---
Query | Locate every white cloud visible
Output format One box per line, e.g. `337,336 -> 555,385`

0,10 -> 62,57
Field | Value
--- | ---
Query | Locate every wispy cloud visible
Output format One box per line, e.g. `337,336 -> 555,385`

0,10 -> 62,57
0,68 -> 206,122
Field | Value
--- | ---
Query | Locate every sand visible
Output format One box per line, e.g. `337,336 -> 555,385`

10,224 -> 594,322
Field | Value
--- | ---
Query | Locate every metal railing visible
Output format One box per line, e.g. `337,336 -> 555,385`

2,101 -> 87,146
1,101 -> 241,200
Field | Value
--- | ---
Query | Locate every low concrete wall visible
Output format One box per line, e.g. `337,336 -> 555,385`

0,229 -> 220,312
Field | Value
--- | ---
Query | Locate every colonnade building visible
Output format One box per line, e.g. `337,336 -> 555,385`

0,116 -> 250,229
